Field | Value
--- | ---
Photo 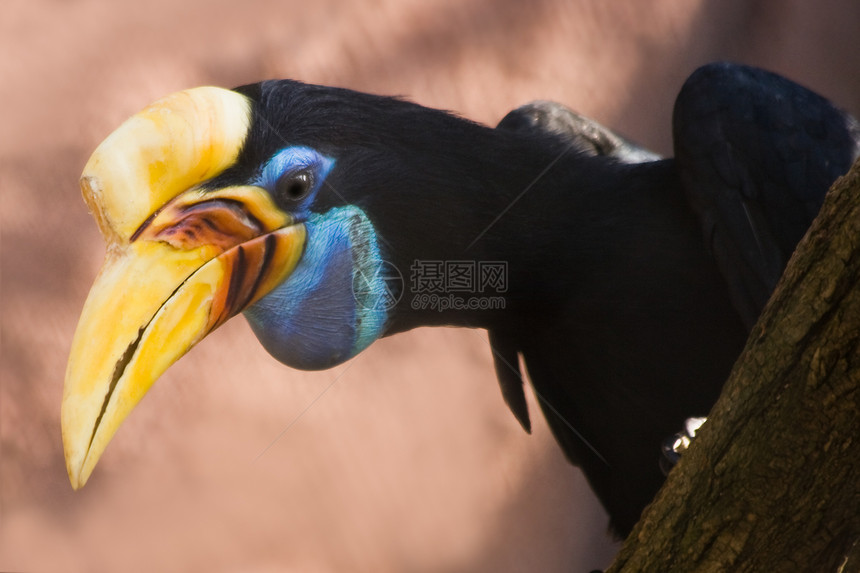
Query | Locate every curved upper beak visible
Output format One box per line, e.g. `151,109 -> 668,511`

62,87 -> 304,488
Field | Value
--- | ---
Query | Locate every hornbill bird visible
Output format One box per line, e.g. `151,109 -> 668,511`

62,62 -> 860,536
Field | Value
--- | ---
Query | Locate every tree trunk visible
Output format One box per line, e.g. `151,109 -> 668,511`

607,161 -> 860,572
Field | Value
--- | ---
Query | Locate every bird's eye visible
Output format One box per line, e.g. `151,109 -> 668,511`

275,169 -> 314,202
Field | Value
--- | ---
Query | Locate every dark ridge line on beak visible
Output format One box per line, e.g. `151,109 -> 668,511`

82,250 -> 218,461
223,243 -> 247,320
130,196 -> 266,244
82,225 -> 291,463
130,209 -> 160,242
240,233 -> 276,312
179,198 -> 266,234
87,325 -> 147,457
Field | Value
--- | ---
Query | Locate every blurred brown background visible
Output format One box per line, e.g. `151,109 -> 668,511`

2,1 -> 859,571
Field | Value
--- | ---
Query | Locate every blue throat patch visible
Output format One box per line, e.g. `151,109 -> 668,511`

244,206 -> 391,370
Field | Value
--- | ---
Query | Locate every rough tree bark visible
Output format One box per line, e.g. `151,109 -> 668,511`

607,161 -> 860,572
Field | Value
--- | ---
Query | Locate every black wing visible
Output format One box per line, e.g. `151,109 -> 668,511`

673,62 -> 860,328
493,102 -> 674,535
491,71 -> 860,536
491,101 -> 663,436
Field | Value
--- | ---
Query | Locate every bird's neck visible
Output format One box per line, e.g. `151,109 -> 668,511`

375,125 -> 638,334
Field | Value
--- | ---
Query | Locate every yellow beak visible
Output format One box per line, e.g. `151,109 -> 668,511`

62,87 -> 304,488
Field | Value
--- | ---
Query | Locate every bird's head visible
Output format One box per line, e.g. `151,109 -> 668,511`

63,76 -> 567,489
63,80 -> 467,489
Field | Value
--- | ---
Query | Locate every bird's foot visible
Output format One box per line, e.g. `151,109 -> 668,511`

659,416 -> 707,475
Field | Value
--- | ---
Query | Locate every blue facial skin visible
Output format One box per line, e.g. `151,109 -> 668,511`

243,147 -> 391,370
